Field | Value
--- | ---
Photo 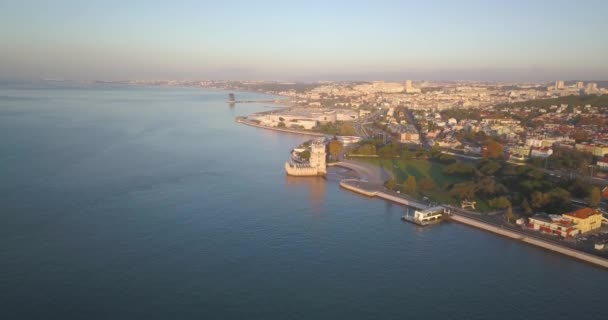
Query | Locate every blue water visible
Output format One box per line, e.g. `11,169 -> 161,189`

1,83 -> 606,319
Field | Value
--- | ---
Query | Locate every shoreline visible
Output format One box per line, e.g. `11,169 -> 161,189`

338,177 -> 608,269
235,104 -> 608,270
236,117 -> 329,137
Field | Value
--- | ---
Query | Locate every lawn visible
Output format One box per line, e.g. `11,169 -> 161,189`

356,157 -> 491,211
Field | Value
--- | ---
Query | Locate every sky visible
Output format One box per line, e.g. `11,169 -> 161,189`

1,0 -> 607,82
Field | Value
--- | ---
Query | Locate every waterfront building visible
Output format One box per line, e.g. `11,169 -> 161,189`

562,208 -> 603,234
528,213 -> 579,239
413,206 -> 445,223
285,139 -> 327,176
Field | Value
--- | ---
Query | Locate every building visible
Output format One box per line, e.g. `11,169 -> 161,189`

597,158 -> 608,171
413,206 -> 445,223
285,139 -> 327,176
404,79 -> 421,93
404,80 -> 412,90
530,146 -> 553,158
388,123 -> 420,144
562,208 -> 603,234
576,81 -> 585,89
555,80 -> 565,90
528,213 -> 579,239
586,82 -> 598,92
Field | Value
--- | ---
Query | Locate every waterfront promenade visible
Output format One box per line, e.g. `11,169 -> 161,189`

334,162 -> 608,269
236,117 -> 328,137
236,115 -> 608,270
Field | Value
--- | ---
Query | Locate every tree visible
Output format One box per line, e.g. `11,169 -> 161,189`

277,122 -> 286,128
328,139 -> 343,161
449,181 -> 477,199
418,178 -> 435,191
445,162 -> 476,176
478,160 -> 502,176
483,140 -> 503,159
531,188 -> 571,214
403,175 -> 417,194
356,143 -> 376,156
385,177 -> 396,190
589,187 -> 601,207
521,198 -> 532,216
505,205 -> 516,222
489,196 -> 511,209
299,150 -> 311,160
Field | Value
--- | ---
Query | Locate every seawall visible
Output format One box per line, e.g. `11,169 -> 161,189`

449,214 -> 608,269
339,179 -> 608,269
339,179 -> 428,209
236,117 -> 327,137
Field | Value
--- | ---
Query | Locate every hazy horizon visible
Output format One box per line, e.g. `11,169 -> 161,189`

1,0 -> 607,82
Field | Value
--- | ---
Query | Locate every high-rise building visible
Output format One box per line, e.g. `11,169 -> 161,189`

555,80 -> 565,89
404,80 -> 412,90
576,81 -> 584,89
404,80 -> 420,93
586,82 -> 598,92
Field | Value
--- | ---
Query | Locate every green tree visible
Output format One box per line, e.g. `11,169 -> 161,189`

356,143 -> 377,155
403,175 -> 417,194
299,150 -> 311,160
277,122 -> 286,128
385,177 -> 396,190
489,196 -> 511,209
445,162 -> 476,176
589,187 -> 601,207
521,198 -> 533,216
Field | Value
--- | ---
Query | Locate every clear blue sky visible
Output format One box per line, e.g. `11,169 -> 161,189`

1,0 -> 607,81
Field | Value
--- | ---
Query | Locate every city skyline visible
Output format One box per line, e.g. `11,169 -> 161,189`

1,0 -> 607,82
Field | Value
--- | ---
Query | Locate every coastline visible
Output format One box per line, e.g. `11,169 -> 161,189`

236,116 -> 329,137
233,100 -> 608,271
338,176 -> 608,269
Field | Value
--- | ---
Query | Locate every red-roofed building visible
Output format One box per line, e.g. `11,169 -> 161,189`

562,208 -> 603,233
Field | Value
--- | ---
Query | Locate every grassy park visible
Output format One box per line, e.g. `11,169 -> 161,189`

357,157 -> 491,211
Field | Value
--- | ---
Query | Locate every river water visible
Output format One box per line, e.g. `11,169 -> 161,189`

1,83 -> 606,319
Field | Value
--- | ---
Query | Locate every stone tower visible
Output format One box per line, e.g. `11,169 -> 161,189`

309,140 -> 327,175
